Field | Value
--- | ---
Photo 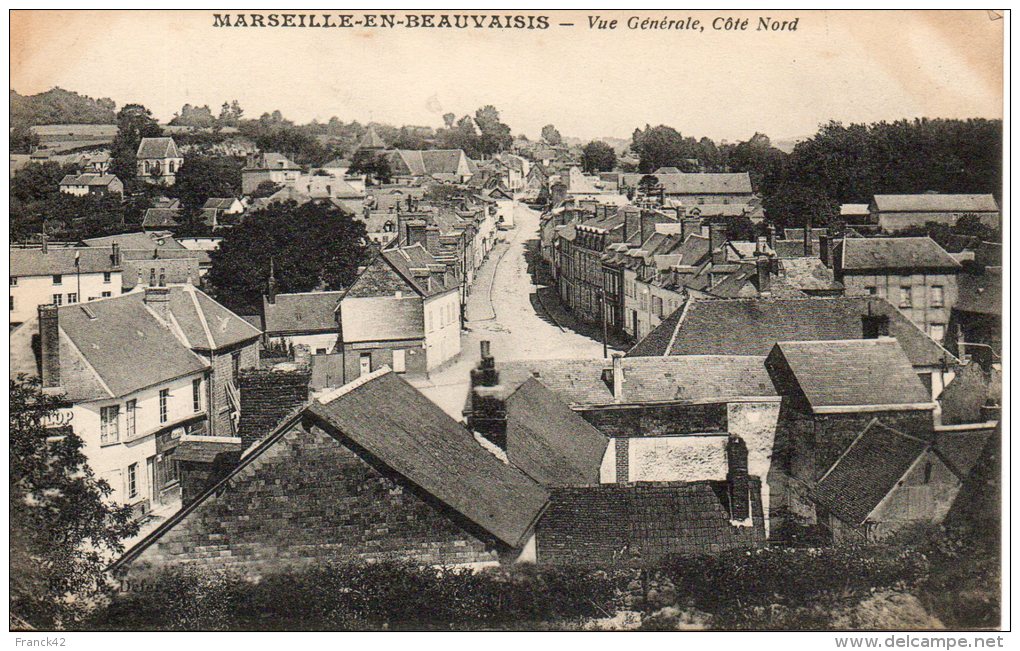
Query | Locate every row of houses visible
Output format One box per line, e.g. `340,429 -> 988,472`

105,300 -> 997,575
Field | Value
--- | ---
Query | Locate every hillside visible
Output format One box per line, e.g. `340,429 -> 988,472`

10,87 -> 117,126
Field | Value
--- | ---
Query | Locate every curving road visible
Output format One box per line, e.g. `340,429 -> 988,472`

413,202 -> 608,417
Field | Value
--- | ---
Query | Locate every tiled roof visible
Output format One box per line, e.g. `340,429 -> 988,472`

766,338 -> 932,411
685,203 -> 753,218
537,480 -> 765,565
174,437 -> 243,463
811,421 -> 929,525
496,355 -> 776,409
261,291 -> 344,335
142,208 -> 180,228
955,269 -> 1001,316
381,245 -> 453,298
782,228 -> 829,241
246,152 -> 300,171
622,172 -> 753,195
170,286 -> 262,350
136,137 -> 180,159
776,257 -> 843,292
236,368 -> 312,450
872,194 -> 999,213
202,197 -> 239,210
83,231 -> 187,251
505,378 -> 609,486
10,246 -> 120,276
628,296 -> 954,368
44,292 -> 210,401
388,149 -> 467,177
933,427 -> 994,479
358,127 -> 386,149
840,203 -> 871,216
59,173 -> 121,187
338,295 -> 424,342
307,370 -> 549,547
773,239 -> 815,258
839,237 -> 960,271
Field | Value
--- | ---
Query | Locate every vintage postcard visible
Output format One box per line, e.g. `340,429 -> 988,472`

7,8 -> 1006,639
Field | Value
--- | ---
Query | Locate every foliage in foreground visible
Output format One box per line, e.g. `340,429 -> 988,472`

83,526 -> 998,631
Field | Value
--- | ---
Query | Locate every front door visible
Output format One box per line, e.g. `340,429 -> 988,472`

359,352 -> 372,377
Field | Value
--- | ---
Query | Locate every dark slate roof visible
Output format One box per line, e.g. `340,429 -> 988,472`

767,339 -> 932,411
142,208 -> 180,228
811,420 -> 928,525
202,197 -> 239,210
10,246 -> 120,276
136,137 -> 179,159
839,237 -> 960,271
381,245 -> 453,298
307,370 -> 549,547
955,269 -> 1001,316
496,355 -> 776,409
537,480 -> 765,565
628,296 -> 955,368
261,291 -> 344,335
52,294 -> 209,401
174,437 -> 243,463
773,239 -> 815,258
236,368 -> 312,450
338,295 -> 424,342
168,286 -> 262,350
505,378 -> 609,486
872,194 -> 999,213
933,427 -> 995,479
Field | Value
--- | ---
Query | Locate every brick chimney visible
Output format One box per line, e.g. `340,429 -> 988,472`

40,229 -> 48,254
37,304 -> 61,389
681,218 -> 701,242
639,210 -> 649,245
466,340 -> 507,448
143,285 -> 172,324
237,368 -> 312,451
766,224 -> 776,250
405,220 -> 427,248
709,223 -> 727,264
756,256 -> 771,296
818,235 -> 831,267
425,224 -> 441,256
111,242 -> 122,267
727,434 -> 751,523
612,355 -> 624,402
803,221 -> 813,256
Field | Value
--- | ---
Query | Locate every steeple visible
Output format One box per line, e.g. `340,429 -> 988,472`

267,258 -> 278,305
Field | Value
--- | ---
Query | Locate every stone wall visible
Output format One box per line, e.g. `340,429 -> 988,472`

579,402 -> 727,438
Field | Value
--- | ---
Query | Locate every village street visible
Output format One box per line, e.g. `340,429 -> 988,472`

412,201 -> 619,418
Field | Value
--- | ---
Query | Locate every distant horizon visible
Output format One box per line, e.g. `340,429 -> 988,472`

10,10 -> 1003,144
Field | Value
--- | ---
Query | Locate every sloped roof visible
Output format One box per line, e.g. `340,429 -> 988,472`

381,245 -> 453,298
776,257 -> 843,292
840,203 -> 871,216
811,420 -> 929,525
932,427 -> 994,479
136,137 -> 180,159
59,173 -> 121,187
11,246 -> 120,276
170,286 -> 262,350
338,295 -> 424,342
387,149 -> 467,177
261,291 -> 344,335
628,296 -> 954,368
622,172 -> 753,195
505,378 -> 609,486
49,294 -> 209,400
307,370 -> 549,547
245,152 -> 300,171
83,231 -> 187,252
872,194 -> 999,213
142,208 -> 180,228
767,338 -> 932,411
839,237 -> 960,271
955,269 -> 1001,316
202,197 -> 239,210
358,126 -> 386,149
495,355 -> 776,409
684,203 -> 752,218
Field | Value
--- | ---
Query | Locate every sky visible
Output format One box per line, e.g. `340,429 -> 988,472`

10,10 -> 1004,143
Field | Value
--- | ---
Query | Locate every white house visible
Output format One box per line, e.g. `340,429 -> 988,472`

10,244 -> 124,325
9,285 -> 262,512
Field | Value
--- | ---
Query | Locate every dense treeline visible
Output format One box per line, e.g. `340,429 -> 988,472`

10,88 -> 117,126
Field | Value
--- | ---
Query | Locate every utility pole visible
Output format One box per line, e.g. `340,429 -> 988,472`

598,287 -> 608,359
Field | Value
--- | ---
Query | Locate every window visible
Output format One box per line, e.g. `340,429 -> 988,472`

127,463 -> 138,500
100,405 -> 120,444
103,271 -> 112,284
159,388 -> 169,424
929,324 -> 946,342
930,285 -> 944,308
67,293 -> 78,304
9,276 -> 17,286
192,379 -> 202,413
52,294 -> 63,306
125,399 -> 136,438
52,274 -> 62,285
101,291 -> 112,298
865,286 -> 877,295
231,350 -> 241,384
899,286 -> 913,308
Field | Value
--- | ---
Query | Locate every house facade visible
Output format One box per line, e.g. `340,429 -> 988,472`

241,152 -> 302,195
10,244 -> 123,325
869,194 -> 1000,233
58,173 -> 123,197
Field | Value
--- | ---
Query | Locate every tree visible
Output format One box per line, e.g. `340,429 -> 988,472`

638,174 -> 661,195
442,113 -> 456,129
168,104 -> 215,128
109,104 -> 163,185
581,140 -> 617,173
207,201 -> 370,314
10,376 -> 138,629
169,154 -> 243,211
473,105 -> 513,156
10,122 -> 40,154
631,125 -> 703,173
250,181 -> 283,199
541,124 -> 562,146
349,150 -> 392,185
217,100 -> 244,127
